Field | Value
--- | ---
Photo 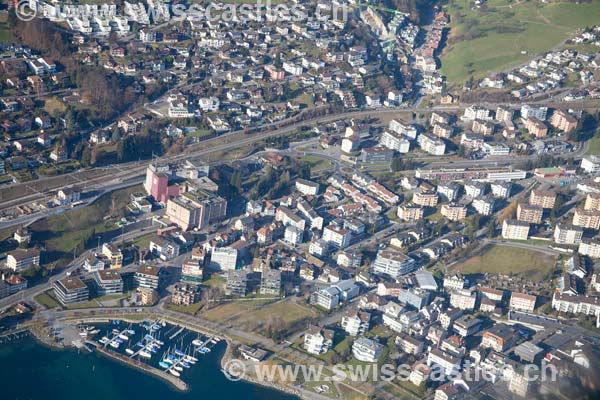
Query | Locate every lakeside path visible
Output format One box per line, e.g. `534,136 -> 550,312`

35,308 -> 342,400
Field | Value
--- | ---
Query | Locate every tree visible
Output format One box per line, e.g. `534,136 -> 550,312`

111,126 -> 122,142
81,146 -> 92,167
64,109 -> 76,135
230,171 -> 242,196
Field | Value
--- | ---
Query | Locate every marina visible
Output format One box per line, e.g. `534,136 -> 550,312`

75,319 -> 223,391
0,335 -> 297,400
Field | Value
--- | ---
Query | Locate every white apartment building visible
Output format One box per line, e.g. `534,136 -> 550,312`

388,119 -> 417,139
417,133 -> 446,155
304,326 -> 334,355
210,247 -> 238,271
554,223 -> 584,245
463,106 -> 492,121
380,129 -> 411,152
371,250 -> 417,278
502,220 -> 530,240
295,178 -> 320,196
322,225 -> 352,249
521,104 -> 548,121
352,337 -> 384,363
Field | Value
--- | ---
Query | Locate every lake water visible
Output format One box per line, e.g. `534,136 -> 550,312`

0,336 -> 297,400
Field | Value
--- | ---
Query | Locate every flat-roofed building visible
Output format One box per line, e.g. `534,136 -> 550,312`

551,292 -> 600,315
149,235 -> 180,261
502,219 -> 530,240
304,325 -> 334,355
379,129 -> 410,153
417,133 -> 446,155
352,336 -> 384,362
517,203 -> 543,224
491,182 -> 512,199
573,208 -> 600,229
226,269 -> 248,297
93,269 -> 123,296
210,247 -> 239,271
585,192 -> 600,211
6,249 -> 40,271
441,203 -> 467,221
514,341 -> 543,363
372,250 -> 417,278
166,190 -> 227,231
427,348 -> 461,376
473,196 -> 495,216
413,191 -> 438,207
530,189 -> 556,209
259,268 -> 281,295
181,258 -> 203,283
453,315 -> 483,337
53,277 -> 89,305
437,182 -> 460,201
134,265 -> 161,289
579,236 -> 600,258
102,243 -> 123,269
397,203 -> 424,221
450,289 -> 477,310
295,178 -> 320,196
554,223 -> 583,245
509,292 -> 536,312
171,284 -> 201,305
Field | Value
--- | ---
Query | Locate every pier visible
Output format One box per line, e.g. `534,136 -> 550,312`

96,346 -> 188,391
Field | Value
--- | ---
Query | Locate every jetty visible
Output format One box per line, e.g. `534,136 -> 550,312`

96,346 -> 188,391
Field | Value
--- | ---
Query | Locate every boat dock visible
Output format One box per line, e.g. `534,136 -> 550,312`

168,326 -> 185,340
96,346 -> 188,391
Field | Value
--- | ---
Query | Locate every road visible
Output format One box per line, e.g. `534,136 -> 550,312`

0,226 -> 155,312
1,96 -> 597,214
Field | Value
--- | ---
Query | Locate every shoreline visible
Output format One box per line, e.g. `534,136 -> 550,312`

29,315 -> 303,399
219,338 -> 304,400
95,345 -> 189,391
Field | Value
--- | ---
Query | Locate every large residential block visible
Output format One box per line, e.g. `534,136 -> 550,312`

517,203 -> 543,224
502,219 -> 530,240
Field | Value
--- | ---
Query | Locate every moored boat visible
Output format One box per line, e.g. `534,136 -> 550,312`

139,350 -> 152,358
169,369 -> 180,377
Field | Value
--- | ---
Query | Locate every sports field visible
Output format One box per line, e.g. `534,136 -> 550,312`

451,244 -> 558,281
441,0 -> 600,84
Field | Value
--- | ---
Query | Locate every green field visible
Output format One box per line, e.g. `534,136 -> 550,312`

34,291 -> 61,309
441,0 -> 600,84
586,135 -> 600,155
451,244 -> 557,280
29,184 -> 142,266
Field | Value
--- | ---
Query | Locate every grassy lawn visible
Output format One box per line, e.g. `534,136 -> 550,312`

451,244 -> 557,281
240,300 -> 314,324
200,298 -> 273,321
441,0 -> 600,84
34,291 -> 61,309
43,97 -> 67,115
294,155 -> 333,173
165,302 -> 204,315
66,299 -> 101,309
29,184 -> 143,266
586,135 -> 600,155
